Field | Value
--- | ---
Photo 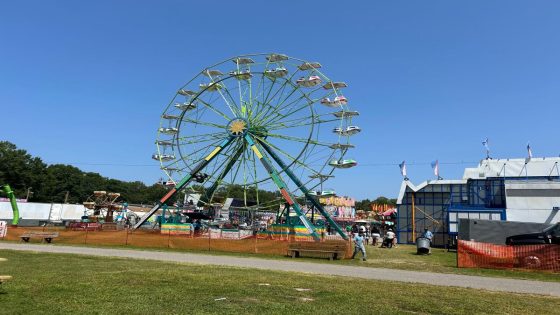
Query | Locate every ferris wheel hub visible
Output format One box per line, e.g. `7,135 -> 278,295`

227,118 -> 249,137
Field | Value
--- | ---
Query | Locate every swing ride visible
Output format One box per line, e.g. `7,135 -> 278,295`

138,53 -> 360,241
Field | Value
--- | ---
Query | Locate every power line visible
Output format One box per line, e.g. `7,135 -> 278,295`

45,160 -> 481,168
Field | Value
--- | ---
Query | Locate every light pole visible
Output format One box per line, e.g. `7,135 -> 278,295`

26,187 -> 33,201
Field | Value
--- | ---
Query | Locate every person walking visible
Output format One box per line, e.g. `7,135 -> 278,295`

351,231 -> 367,261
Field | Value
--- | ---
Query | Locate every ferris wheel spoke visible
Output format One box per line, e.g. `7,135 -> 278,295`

266,110 -> 332,126
181,117 -> 228,130
251,73 -> 297,122
261,89 -> 322,126
177,132 -> 227,143
264,62 -> 303,106
263,80 -> 334,126
250,72 -> 270,116
196,98 -> 232,121
222,82 -> 245,117
267,116 -> 340,131
261,79 -> 325,124
255,136 -> 319,175
179,138 -> 225,165
265,133 -> 334,148
256,83 -> 301,123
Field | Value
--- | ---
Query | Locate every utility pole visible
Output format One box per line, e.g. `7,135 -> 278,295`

64,191 -> 69,204
26,187 -> 33,200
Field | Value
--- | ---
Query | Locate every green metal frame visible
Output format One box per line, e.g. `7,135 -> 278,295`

258,141 -> 348,240
245,134 -> 320,241
133,136 -> 235,229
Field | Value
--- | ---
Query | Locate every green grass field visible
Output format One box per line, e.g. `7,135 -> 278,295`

0,250 -> 558,314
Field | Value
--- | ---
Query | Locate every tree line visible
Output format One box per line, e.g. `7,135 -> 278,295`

0,141 -> 168,204
0,141 -> 396,208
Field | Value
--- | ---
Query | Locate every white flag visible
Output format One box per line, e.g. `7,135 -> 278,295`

482,138 -> 490,157
398,161 -> 407,178
431,160 -> 440,178
527,142 -> 533,159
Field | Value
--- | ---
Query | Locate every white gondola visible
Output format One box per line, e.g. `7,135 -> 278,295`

321,189 -> 336,196
229,69 -> 252,80
333,111 -> 360,118
152,154 -> 175,161
178,89 -> 196,96
344,126 -> 361,135
320,96 -> 347,107
296,75 -> 321,87
329,159 -> 357,169
202,69 -> 223,77
298,62 -> 322,70
334,96 -> 348,105
329,143 -> 355,150
266,53 -> 288,62
264,67 -> 288,78
159,127 -> 178,135
199,82 -> 223,91
162,114 -> 180,120
320,98 -> 339,107
157,140 -> 174,146
308,190 -> 319,196
233,57 -> 255,65
162,167 -> 179,171
323,81 -> 348,89
174,102 -> 196,111
333,126 -> 361,136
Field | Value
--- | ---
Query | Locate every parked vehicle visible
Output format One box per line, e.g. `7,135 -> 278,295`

506,223 -> 559,245
506,223 -> 560,269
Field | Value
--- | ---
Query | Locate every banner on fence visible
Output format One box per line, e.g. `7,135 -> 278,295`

161,223 -> 192,235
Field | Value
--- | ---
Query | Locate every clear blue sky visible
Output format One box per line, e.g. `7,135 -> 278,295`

1,1 -> 560,200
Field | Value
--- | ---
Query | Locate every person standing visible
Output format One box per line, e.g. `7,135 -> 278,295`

384,228 -> 395,248
371,225 -> 381,246
351,231 -> 367,261
423,228 -> 433,245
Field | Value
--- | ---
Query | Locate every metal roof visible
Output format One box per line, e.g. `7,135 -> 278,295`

463,157 -> 560,179
397,156 -> 560,204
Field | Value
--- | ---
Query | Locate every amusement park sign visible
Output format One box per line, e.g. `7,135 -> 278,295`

319,196 -> 355,207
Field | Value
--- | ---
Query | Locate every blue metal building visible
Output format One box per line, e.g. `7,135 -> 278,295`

396,157 -> 560,246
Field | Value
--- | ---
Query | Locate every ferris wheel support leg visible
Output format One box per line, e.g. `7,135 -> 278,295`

244,134 -> 321,242
258,140 -> 349,241
133,137 -> 235,230
201,145 -> 244,204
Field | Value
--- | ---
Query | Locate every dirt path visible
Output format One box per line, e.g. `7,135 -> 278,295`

1,242 -> 559,297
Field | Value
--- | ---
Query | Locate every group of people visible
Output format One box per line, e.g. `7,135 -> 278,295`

349,223 -> 398,261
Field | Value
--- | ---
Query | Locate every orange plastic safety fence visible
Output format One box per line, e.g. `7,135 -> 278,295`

1,227 -> 352,258
458,240 -> 559,272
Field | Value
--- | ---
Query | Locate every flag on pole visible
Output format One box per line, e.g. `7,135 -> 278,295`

527,142 -> 533,160
398,161 -> 407,179
482,138 -> 490,158
431,160 -> 440,178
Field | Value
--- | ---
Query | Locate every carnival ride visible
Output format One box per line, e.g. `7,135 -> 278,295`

139,53 -> 360,241
82,191 -> 122,223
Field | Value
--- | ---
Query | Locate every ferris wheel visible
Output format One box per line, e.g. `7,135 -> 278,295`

141,53 -> 360,240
